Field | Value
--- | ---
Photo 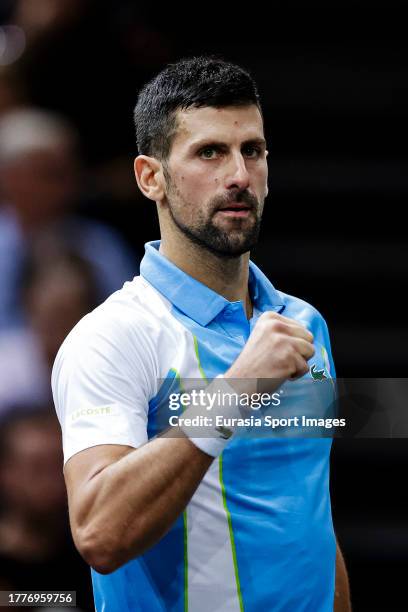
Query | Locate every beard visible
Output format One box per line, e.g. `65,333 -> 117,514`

166,187 -> 263,258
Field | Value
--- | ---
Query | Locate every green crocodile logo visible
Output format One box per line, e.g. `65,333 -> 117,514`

310,364 -> 327,381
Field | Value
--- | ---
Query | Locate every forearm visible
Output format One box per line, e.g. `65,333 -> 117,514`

69,434 -> 212,573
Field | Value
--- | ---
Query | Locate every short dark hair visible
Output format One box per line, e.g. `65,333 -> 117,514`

133,56 -> 261,160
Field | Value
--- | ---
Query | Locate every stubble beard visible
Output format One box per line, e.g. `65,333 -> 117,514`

165,183 -> 264,259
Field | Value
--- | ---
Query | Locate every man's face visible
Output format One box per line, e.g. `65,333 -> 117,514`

162,104 -> 268,257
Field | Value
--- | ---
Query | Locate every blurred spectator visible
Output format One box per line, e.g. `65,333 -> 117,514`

0,409 -> 93,610
0,107 -> 139,330
3,1 -> 172,165
2,2 -> 172,254
0,246 -> 98,417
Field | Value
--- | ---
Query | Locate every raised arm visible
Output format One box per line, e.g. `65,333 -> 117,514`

62,312 -> 314,574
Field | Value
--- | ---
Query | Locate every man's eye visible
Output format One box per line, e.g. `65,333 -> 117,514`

243,145 -> 261,158
199,147 -> 218,159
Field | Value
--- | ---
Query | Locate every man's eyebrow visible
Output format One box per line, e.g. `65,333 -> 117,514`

242,138 -> 267,147
188,137 -> 267,150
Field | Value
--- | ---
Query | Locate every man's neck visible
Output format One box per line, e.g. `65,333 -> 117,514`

159,233 -> 252,318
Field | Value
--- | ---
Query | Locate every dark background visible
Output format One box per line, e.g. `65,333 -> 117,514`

1,1 -> 407,609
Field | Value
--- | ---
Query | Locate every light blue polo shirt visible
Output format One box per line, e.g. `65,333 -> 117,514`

52,240 -> 336,612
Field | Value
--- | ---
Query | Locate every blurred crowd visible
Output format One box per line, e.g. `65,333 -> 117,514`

1,3 -> 407,612
0,1 -> 170,609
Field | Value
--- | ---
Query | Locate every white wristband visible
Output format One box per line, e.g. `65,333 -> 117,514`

180,375 -> 243,457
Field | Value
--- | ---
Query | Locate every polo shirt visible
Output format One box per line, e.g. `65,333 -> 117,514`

52,240 -> 336,612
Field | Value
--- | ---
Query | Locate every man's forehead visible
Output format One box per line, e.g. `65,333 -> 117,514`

173,104 -> 264,145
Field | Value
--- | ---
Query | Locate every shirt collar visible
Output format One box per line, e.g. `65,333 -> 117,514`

140,240 -> 285,326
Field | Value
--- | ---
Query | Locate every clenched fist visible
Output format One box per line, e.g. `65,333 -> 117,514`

225,311 -> 315,393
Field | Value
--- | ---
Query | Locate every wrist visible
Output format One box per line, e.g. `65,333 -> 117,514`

224,368 -> 258,395
179,375 -> 242,457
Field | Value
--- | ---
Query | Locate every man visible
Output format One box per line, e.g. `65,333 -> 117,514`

52,57 -> 351,611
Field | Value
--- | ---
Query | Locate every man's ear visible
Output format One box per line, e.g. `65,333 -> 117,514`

265,172 -> 269,198
134,155 -> 165,202
265,149 -> 269,197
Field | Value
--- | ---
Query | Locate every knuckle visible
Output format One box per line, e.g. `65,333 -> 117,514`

270,320 -> 286,334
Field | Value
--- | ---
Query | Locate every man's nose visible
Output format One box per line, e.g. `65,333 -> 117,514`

224,153 -> 250,191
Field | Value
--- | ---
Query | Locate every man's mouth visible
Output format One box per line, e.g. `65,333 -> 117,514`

216,202 -> 253,217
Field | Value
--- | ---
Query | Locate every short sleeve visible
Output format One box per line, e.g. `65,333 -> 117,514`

51,309 -> 157,464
